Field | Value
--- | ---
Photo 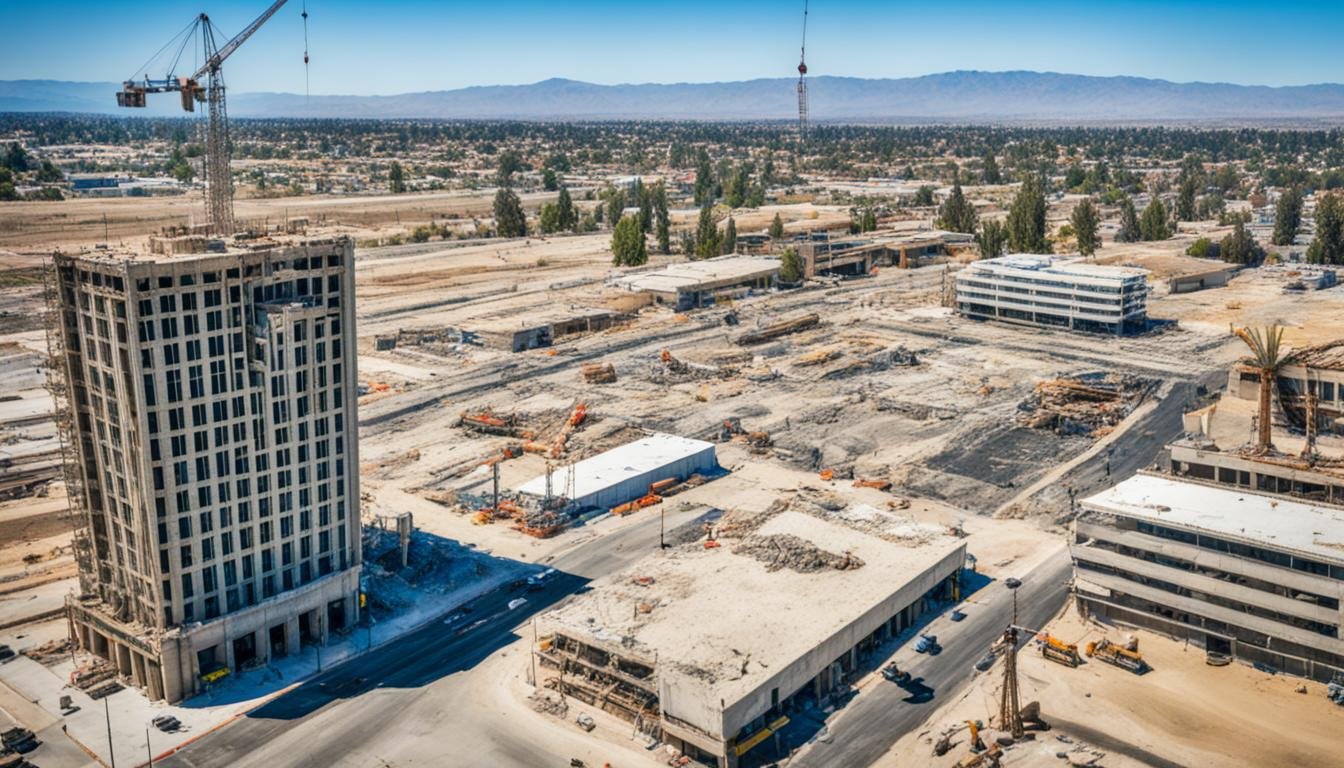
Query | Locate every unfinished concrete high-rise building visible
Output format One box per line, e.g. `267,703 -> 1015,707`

47,235 -> 362,702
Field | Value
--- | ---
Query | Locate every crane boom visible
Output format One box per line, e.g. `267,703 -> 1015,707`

194,0 -> 288,79
115,0 -> 295,235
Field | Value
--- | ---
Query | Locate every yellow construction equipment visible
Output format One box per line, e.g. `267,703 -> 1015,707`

1040,634 -> 1081,667
1085,638 -> 1148,674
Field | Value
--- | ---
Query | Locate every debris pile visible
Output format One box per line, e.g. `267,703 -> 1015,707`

580,362 -> 617,384
733,533 -> 864,573
70,661 -> 122,699
1019,373 -> 1156,436
735,313 -> 820,345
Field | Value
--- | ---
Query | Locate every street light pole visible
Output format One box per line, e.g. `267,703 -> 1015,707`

146,726 -> 153,767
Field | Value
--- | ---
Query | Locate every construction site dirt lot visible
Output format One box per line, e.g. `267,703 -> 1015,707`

878,603 -> 1344,768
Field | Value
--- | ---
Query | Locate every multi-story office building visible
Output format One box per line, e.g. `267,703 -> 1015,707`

1072,473 -> 1344,682
49,236 -> 361,702
955,255 -> 1149,335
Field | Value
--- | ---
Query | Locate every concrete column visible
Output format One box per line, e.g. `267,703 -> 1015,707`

145,660 -> 164,702
257,628 -> 270,665
131,651 -> 146,687
286,616 -> 301,656
318,609 -> 329,646
223,637 -> 236,672
116,642 -> 133,677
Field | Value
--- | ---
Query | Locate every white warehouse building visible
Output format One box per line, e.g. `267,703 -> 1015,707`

955,255 -> 1149,335
517,433 -> 717,510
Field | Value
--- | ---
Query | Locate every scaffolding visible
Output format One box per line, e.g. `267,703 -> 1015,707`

41,256 -> 95,595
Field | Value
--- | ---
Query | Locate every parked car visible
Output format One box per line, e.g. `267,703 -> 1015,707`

915,634 -> 940,654
881,662 -> 911,685
1,728 -> 37,754
575,713 -> 596,732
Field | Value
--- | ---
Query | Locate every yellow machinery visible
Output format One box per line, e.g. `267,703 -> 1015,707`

1085,638 -> 1148,673
1040,634 -> 1081,667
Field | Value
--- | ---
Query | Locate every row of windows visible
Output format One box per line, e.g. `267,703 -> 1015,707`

1135,520 -> 1344,581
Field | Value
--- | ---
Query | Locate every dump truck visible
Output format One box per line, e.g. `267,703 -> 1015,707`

1040,634 -> 1080,667
1085,638 -> 1148,673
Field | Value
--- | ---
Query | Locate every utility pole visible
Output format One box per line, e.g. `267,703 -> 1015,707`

999,577 -> 1024,739
146,726 -> 153,767
659,505 -> 667,549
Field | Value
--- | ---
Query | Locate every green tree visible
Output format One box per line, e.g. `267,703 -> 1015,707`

976,219 -> 1009,259
496,150 -> 524,186
859,207 -> 878,233
493,187 -> 527,237
1117,196 -> 1141,242
652,182 -> 670,254
1214,164 -> 1240,194
936,183 -> 977,234
769,212 -> 786,241
913,185 -> 936,206
605,187 -> 626,231
1186,237 -> 1219,259
542,168 -> 559,191
0,182 -> 17,202
635,178 -> 653,233
557,186 -> 577,232
172,162 -> 194,183
779,247 -> 804,283
982,151 -> 1001,184
611,214 -> 647,267
694,204 -> 719,259
1071,198 -> 1101,256
1307,193 -> 1344,265
388,161 -> 406,194
1272,186 -> 1304,246
1139,196 -> 1172,241
1219,217 -> 1263,265
693,150 -> 715,206
538,203 -> 561,234
725,164 -> 750,208
1063,163 -> 1086,190
3,143 -> 29,173
1006,176 -> 1049,253
724,217 -> 737,254
36,160 -> 62,183
1176,176 -> 1198,221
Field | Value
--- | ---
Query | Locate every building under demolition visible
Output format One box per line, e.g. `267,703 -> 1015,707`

955,255 -> 1149,335
49,236 -> 362,702
1072,473 -> 1344,682
534,506 -> 965,767
1170,337 -> 1344,505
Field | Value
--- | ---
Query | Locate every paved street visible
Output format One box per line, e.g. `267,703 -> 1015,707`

790,547 -> 1073,768
161,504 -> 716,768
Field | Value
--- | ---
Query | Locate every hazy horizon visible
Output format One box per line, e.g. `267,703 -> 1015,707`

3,1 -> 1343,97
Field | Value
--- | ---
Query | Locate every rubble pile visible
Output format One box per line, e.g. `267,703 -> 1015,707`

733,533 -> 865,573
1019,373 -> 1157,436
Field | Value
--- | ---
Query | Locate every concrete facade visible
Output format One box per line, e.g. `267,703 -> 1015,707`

51,237 -> 362,702
955,254 -> 1149,335
1072,474 -> 1344,682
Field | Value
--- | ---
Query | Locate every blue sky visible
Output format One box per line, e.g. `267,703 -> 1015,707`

3,0 -> 1343,94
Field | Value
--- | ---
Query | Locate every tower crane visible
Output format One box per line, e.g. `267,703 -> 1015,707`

116,0 -> 298,235
796,0 -> 809,143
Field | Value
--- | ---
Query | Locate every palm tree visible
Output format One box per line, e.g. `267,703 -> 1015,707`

1233,325 -> 1287,454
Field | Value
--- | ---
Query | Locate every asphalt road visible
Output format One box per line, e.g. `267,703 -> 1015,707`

791,547 -> 1074,768
161,504 -> 716,768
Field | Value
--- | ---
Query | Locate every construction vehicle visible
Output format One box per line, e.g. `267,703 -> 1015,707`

116,1 -> 301,235
1040,634 -> 1081,667
1085,638 -> 1148,674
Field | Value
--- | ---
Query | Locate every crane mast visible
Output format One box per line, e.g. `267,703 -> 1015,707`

116,0 -> 291,236
797,0 -> 809,143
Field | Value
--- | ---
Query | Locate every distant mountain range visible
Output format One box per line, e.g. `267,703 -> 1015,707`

6,71 -> 1344,124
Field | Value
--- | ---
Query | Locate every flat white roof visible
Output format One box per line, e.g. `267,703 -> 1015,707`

542,509 -> 964,717
965,254 -> 1149,284
517,432 -> 714,500
1082,473 -> 1344,564
612,256 -> 780,294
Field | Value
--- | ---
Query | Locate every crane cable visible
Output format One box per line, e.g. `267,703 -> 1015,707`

302,1 -> 310,103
